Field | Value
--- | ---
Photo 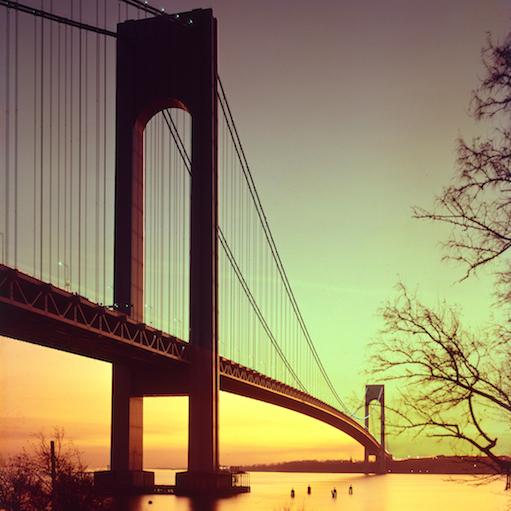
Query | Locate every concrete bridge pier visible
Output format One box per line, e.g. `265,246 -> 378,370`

364,448 -> 389,475
95,365 -> 154,491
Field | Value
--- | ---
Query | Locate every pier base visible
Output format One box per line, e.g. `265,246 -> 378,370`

94,470 -> 155,493
175,470 -> 250,496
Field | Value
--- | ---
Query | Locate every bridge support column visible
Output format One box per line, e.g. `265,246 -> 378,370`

172,8 -> 226,495
94,365 -> 154,491
364,384 -> 387,474
109,9 -> 246,496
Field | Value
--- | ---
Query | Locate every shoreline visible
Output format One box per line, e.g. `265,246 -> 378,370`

239,455 -> 509,475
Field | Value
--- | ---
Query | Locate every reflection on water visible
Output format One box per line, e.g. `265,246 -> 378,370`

111,493 -> 223,511
188,496 -> 219,511
114,470 -> 509,511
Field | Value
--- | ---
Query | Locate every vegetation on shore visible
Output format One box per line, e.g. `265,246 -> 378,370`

241,455 -> 511,475
0,428 -> 112,511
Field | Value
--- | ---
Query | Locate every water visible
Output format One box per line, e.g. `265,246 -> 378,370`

114,470 -> 509,511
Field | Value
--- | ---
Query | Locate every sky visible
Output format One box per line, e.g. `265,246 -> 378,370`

1,0 -> 511,469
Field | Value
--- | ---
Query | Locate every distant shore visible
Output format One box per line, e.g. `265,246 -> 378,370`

239,455 -> 510,475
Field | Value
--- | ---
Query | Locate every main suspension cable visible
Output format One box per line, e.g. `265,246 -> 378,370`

217,75 -> 359,416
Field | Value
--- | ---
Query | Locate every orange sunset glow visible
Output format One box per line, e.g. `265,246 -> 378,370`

1,339 -> 364,469
1,0 -> 511,476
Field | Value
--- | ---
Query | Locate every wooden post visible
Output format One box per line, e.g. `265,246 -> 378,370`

51,440 -> 57,510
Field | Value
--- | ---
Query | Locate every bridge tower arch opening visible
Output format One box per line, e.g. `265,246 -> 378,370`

364,384 -> 386,472
143,108 -> 192,339
101,10 -> 222,493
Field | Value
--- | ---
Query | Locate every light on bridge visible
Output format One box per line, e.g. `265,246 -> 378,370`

58,261 -> 70,288
145,304 -> 153,325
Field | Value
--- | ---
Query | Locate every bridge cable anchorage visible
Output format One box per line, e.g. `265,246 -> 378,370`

217,75 -> 363,417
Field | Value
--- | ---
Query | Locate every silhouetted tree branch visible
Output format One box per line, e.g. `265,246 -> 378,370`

413,32 -> 511,293
368,284 -> 511,487
472,32 -> 511,120
0,427 -> 112,511
368,31 -> 511,489
367,26 -> 511,493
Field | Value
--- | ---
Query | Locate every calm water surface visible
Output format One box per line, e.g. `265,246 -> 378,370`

116,470 -> 509,511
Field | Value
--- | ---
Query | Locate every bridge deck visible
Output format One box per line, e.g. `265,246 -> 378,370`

0,263 -> 388,456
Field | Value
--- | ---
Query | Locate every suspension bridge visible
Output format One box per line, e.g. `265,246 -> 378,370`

0,0 -> 390,495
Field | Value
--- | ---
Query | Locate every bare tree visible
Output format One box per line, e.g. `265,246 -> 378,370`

368,284 -> 511,487
368,30 -> 511,490
413,32 -> 511,294
0,453 -> 45,511
0,428 -> 111,511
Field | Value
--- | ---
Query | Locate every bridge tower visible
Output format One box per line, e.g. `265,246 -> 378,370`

364,384 -> 387,473
98,10 -> 224,493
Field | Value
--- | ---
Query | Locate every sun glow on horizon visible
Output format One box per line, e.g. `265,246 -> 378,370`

1,338 -> 365,469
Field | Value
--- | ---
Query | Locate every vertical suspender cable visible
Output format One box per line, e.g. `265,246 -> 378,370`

156,115 -> 160,322
177,109 -> 181,335
156,115 -> 160,323
172,111 -> 176,335
175,111 -> 179,336
33,13 -> 37,276
78,0 -> 82,293
48,0 -> 53,283
69,5 -> 73,290
158,115 -> 162,323
57,19 -> 61,284
84,13 -> 89,296
5,6 -> 10,265
95,0 -> 100,299
102,0 -> 107,305
149,117 -> 154,324
152,115 -> 157,324
148,117 -> 154,324
153,116 -> 158,323
64,22 -> 69,288
40,1 -> 44,279
14,6 -> 18,267
160,113 -> 165,325
161,108 -> 192,338
144,120 -> 149,323
172,110 -> 177,333
167,111 -> 172,334
152,117 -> 157,324
63,23 -> 67,286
